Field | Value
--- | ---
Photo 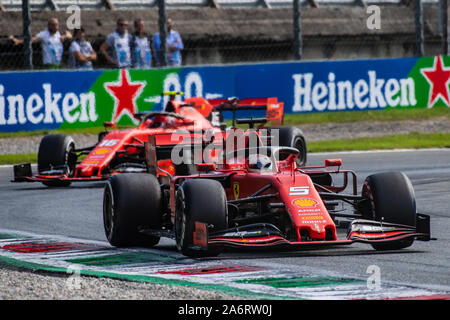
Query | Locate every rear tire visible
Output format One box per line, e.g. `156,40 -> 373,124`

37,134 -> 77,187
103,173 -> 162,247
271,126 -> 307,166
175,179 -> 228,257
362,172 -> 416,250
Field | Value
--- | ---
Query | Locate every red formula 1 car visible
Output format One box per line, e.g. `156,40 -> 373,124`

12,94 -> 306,187
102,136 -> 431,257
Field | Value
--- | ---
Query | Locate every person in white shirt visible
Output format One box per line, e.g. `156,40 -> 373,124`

68,27 -> 97,70
100,18 -> 132,69
130,19 -> 152,69
152,18 -> 184,67
10,18 -> 72,69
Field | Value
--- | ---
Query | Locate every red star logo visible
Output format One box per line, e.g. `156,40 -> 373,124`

105,69 -> 146,123
421,56 -> 450,108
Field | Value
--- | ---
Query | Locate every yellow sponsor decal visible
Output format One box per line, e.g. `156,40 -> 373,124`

95,148 -> 111,155
292,198 -> 317,208
301,215 -> 324,221
233,182 -> 239,200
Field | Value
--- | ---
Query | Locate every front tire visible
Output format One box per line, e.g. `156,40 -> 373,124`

37,134 -> 77,187
175,179 -> 228,257
103,173 -> 162,247
362,172 -> 416,250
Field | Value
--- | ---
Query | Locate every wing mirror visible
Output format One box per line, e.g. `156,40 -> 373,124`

325,158 -> 342,167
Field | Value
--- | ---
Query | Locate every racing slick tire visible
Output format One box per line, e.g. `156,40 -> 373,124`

175,179 -> 228,257
37,134 -> 77,187
271,126 -> 307,167
103,173 -> 162,247
362,172 -> 416,250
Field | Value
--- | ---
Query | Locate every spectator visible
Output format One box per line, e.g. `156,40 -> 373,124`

152,18 -> 184,67
100,18 -> 132,69
68,27 -> 97,70
130,19 -> 152,69
10,17 -> 72,69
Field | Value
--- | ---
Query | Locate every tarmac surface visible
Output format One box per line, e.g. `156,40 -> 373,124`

0,149 -> 449,299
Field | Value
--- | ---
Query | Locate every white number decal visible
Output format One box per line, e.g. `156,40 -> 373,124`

289,186 -> 310,196
98,139 -> 119,147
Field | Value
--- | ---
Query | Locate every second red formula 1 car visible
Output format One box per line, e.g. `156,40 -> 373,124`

13,94 -> 306,187
12,93 -> 214,186
102,136 -> 431,257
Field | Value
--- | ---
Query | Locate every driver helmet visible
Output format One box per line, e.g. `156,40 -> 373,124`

146,115 -> 164,128
147,115 -> 176,128
247,153 -> 273,173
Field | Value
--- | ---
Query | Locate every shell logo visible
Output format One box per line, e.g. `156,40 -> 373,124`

292,198 -> 317,208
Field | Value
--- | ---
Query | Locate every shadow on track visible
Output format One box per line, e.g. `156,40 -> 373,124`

9,182 -> 106,191
151,242 -> 424,261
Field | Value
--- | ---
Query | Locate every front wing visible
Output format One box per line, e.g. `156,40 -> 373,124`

11,163 -> 108,183
192,215 -> 431,251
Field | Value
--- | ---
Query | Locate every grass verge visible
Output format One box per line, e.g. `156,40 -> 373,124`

0,127 -> 106,139
0,153 -> 36,165
308,132 -> 450,153
1,132 -> 448,165
282,106 -> 450,126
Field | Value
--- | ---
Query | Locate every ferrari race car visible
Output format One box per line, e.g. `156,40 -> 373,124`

102,135 -> 431,257
12,93 -> 307,187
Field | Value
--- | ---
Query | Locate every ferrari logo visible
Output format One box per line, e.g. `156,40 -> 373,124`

233,182 -> 240,200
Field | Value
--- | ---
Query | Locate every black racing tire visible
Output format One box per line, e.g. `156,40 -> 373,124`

362,172 -> 416,250
103,173 -> 162,247
37,134 -> 77,187
175,179 -> 228,257
271,126 -> 307,166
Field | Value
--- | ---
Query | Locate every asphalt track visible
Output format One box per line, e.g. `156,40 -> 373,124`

1,148 -> 449,294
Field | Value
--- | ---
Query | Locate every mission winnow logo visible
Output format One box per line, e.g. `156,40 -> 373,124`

0,56 -> 448,133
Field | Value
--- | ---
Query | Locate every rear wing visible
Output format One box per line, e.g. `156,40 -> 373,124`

210,97 -> 284,127
187,97 -> 284,127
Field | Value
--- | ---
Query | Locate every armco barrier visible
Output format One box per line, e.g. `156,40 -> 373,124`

0,56 -> 447,132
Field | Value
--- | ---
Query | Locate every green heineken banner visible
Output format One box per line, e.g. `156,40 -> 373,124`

0,56 -> 448,132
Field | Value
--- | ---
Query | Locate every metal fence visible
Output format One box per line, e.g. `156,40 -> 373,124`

0,0 -> 448,71
0,0 -> 439,10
